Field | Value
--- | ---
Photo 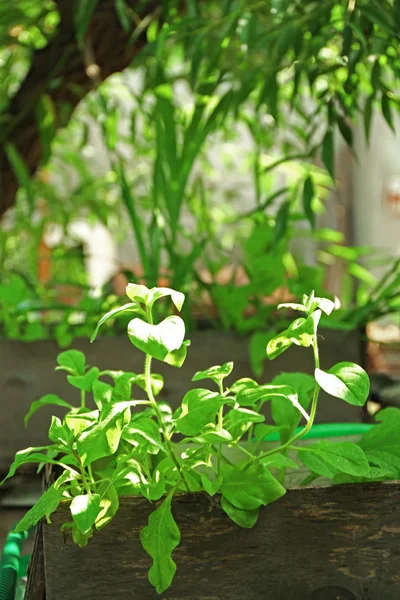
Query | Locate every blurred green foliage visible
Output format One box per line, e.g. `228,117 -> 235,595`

1,0 -> 400,344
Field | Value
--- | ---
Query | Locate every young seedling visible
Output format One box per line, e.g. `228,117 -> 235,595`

3,285 -> 399,595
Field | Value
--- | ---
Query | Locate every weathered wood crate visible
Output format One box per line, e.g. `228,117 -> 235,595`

26,481 -> 400,600
0,328 -> 365,472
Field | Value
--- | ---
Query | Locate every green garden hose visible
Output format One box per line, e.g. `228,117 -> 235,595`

263,422 -> 373,442
0,529 -> 28,600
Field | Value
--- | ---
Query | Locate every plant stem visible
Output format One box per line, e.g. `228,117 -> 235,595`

88,465 -> 96,490
144,311 -> 190,492
80,390 -> 85,409
243,328 -> 321,469
217,380 -> 225,474
74,452 -> 91,494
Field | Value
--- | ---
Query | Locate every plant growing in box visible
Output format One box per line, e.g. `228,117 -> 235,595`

2,284 -> 400,595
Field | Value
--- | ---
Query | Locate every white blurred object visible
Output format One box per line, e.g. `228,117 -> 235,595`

44,220 -> 118,294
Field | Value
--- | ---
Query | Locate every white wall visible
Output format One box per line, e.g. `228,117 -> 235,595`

353,113 -> 400,255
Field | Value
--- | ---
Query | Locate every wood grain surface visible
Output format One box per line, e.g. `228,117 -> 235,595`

0,329 -> 365,473
34,482 -> 400,600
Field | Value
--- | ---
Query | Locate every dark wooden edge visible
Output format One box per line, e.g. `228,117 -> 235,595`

24,466 -> 56,600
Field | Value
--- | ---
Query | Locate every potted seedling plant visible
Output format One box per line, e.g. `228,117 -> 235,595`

2,284 -> 400,599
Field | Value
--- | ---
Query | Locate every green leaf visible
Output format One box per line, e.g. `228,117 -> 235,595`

140,494 -> 181,594
48,416 -> 72,447
134,373 -> 164,397
191,426 -> 233,444
5,144 -> 34,208
140,470 -> 166,501
128,316 -> 185,363
249,332 -> 272,376
148,288 -> 185,312
201,473 -> 222,496
122,418 -> 164,454
315,362 -> 370,406
75,0 -> 100,48
322,129 -> 334,178
70,493 -> 101,535
221,496 -> 259,528
25,394 -> 73,427
65,410 -> 98,438
221,463 -> 286,511
90,303 -> 142,342
67,367 -> 100,393
309,296 -> 336,315
337,115 -> 353,148
164,339 -> 190,368
358,417 -> 400,476
125,283 -> 150,303
192,362 -> 233,385
375,407 -> 400,426
77,402 -> 132,466
266,330 -> 293,360
253,424 -> 281,441
61,521 -> 93,547
271,373 -> 315,443
92,381 -> 113,410
1,446 -> 64,485
14,485 -> 63,533
174,389 -> 226,436
237,383 -> 298,408
277,302 -> 307,313
229,378 -> 258,395
261,454 -> 298,470
110,372 -> 135,402
273,200 -> 290,245
297,441 -> 370,478
56,350 -> 86,376
364,95 -> 374,143
381,93 -> 395,131
96,481 -> 119,529
36,94 -> 56,164
287,315 -> 315,348
224,408 -> 264,440
115,0 -> 130,31
302,176 -> 315,230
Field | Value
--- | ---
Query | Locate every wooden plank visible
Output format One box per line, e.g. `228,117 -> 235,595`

40,482 -> 400,600
0,329 -> 364,472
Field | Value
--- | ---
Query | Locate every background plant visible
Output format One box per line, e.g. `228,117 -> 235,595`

2,284 -> 400,594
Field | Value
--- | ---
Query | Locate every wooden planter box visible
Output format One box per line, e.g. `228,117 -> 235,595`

0,328 -> 365,473
26,481 -> 400,600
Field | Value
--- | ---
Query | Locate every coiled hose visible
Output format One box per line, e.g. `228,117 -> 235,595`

0,529 -> 28,600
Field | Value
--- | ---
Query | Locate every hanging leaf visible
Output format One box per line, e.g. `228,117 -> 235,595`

75,0 -> 101,48
302,176 -> 315,231
140,494 -> 181,594
364,95 -> 374,144
336,115 -> 353,148
70,493 -> 101,535
221,496 -> 259,528
273,200 -> 290,245
5,144 -> 35,209
315,362 -> 370,406
14,485 -> 63,533
381,93 -> 395,132
322,129 -> 334,178
220,463 -> 285,511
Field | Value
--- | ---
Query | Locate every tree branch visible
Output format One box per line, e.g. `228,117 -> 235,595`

0,0 -> 159,217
